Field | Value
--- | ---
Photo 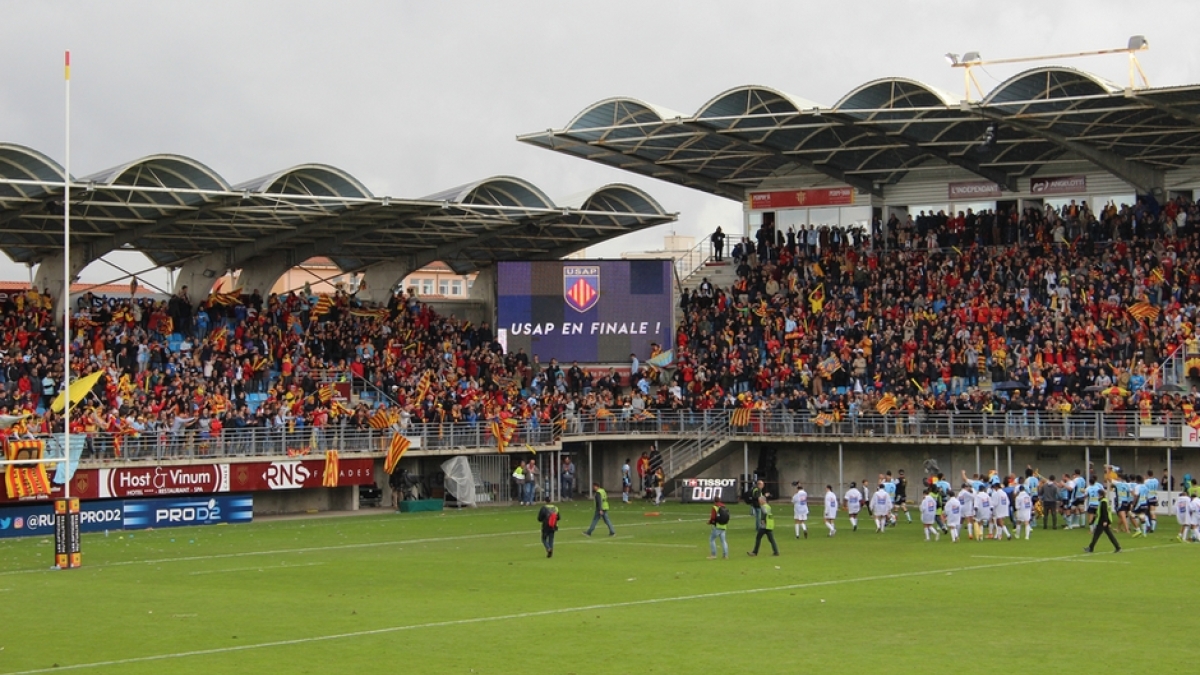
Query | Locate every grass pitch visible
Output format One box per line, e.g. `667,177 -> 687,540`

0,500 -> 1190,674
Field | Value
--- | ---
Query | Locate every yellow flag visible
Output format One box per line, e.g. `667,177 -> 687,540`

50,370 -> 104,414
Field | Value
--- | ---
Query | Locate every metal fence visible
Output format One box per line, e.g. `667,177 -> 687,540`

565,409 -> 1187,445
56,419 -> 558,463
36,408 -> 1185,468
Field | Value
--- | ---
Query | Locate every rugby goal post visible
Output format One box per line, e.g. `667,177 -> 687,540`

1,436 -> 82,569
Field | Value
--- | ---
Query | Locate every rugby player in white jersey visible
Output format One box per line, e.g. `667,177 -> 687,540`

919,488 -> 940,541
974,487 -> 992,541
823,486 -> 839,537
1174,492 -> 1191,542
1190,493 -> 1200,542
792,483 -> 809,539
958,484 -> 975,540
992,485 -> 1012,540
871,483 -> 892,533
843,482 -> 864,532
1014,486 -> 1033,540
944,490 -> 962,542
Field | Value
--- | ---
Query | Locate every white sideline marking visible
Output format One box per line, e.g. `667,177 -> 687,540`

188,562 -> 326,576
1,545 -> 1171,674
0,518 -> 707,578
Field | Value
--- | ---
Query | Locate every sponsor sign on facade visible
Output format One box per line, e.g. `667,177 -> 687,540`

948,181 -> 1002,200
748,187 -> 855,210
1030,175 -> 1087,195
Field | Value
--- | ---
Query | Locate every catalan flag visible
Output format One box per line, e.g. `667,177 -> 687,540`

311,294 -> 333,318
1188,416 -> 1200,430
1150,266 -> 1165,284
415,370 -> 433,401
322,450 -> 340,488
813,412 -> 834,427
384,434 -> 411,474
210,290 -> 242,306
330,400 -> 350,418
4,439 -> 51,499
211,326 -> 228,352
729,408 -> 752,427
348,308 -> 389,320
490,417 -> 518,453
1127,301 -> 1160,322
876,392 -> 898,415
318,383 -> 335,404
368,407 -> 395,430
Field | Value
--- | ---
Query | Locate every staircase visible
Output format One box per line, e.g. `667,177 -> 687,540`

658,416 -> 737,492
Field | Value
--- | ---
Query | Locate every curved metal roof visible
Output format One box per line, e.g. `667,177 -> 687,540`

521,67 -> 1200,199
0,147 -> 675,275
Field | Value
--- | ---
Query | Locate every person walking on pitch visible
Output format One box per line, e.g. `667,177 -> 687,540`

537,498 -> 560,558
748,496 -> 779,556
1083,488 -> 1121,554
584,482 -> 615,537
708,499 -> 730,559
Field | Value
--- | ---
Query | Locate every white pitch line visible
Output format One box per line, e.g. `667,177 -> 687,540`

524,536 -> 635,546
0,545 -> 1171,675
188,562 -> 327,576
0,518 -> 707,578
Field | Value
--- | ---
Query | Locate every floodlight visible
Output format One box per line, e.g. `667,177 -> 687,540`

1127,35 -> 1148,51
961,51 -> 982,64
945,53 -> 959,66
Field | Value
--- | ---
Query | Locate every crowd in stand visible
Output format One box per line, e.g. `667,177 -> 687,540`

671,196 -> 1200,425
2,195 -> 1199,457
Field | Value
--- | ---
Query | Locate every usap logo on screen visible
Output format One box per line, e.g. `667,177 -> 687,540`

563,266 -> 600,313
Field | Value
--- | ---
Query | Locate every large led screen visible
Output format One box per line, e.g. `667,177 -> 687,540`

496,260 -> 674,363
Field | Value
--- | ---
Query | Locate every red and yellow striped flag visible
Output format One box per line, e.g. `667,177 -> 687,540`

318,383 -> 335,403
729,408 -> 752,427
1127,301 -> 1160,322
311,295 -> 333,318
813,412 -> 835,427
384,434 -> 411,474
490,417 -> 518,453
876,392 -> 898,415
4,439 -> 51,499
368,407 -> 394,430
322,450 -> 340,488
415,370 -> 433,401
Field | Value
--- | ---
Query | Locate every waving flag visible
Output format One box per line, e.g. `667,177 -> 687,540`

490,417 -> 518,453
384,434 -> 411,474
322,450 -> 340,487
368,407 -> 395,430
1127,301 -> 1160,322
876,392 -> 898,415
729,408 -> 752,427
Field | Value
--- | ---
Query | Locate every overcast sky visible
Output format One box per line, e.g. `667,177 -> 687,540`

1,0 -> 1196,288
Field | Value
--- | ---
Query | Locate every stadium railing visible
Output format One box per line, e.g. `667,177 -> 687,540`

43,409 -> 1180,465
566,409 -> 1183,445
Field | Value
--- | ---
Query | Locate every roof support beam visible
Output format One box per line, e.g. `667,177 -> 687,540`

524,133 -> 744,201
824,113 -> 1017,192
1130,93 -> 1200,127
681,121 -> 883,197
977,109 -> 1164,195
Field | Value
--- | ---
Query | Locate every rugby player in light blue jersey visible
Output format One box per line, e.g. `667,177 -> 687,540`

1085,478 -> 1104,529
1144,470 -> 1161,533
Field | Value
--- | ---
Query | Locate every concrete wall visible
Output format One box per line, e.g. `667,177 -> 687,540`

576,439 -> 1200,500
251,486 -> 359,516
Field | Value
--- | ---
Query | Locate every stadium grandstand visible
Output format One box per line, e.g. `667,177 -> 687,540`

3,64 -> 1200,515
